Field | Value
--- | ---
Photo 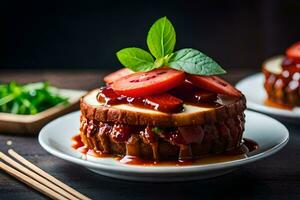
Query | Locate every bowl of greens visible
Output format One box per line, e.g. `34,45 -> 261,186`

0,81 -> 86,135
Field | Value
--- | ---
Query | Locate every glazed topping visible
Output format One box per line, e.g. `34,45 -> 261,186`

97,86 -> 184,113
170,81 -> 218,103
97,79 -> 227,113
101,62 -> 240,114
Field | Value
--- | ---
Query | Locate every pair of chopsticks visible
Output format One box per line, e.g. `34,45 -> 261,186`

0,149 -> 91,200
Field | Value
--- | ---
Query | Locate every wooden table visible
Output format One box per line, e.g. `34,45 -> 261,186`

0,70 -> 299,200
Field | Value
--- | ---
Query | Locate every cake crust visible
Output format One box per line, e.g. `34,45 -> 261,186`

80,89 -> 246,127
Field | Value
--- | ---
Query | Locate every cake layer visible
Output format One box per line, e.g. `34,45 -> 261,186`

79,113 -> 245,160
80,89 -> 246,126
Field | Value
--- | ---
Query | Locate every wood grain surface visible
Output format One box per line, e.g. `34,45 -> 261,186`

0,69 -> 299,200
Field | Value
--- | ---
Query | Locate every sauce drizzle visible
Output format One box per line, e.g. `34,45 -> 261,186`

96,84 -> 223,113
72,135 -> 110,157
72,135 -> 259,166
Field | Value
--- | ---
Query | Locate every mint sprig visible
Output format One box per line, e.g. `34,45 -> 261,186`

116,17 -> 226,75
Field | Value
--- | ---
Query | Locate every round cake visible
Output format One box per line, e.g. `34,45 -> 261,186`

76,16 -> 248,162
263,42 -> 300,107
79,89 -> 246,160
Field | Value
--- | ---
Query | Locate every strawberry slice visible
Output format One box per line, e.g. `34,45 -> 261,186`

144,93 -> 183,113
286,41 -> 300,62
112,68 -> 185,97
186,75 -> 242,97
104,68 -> 133,84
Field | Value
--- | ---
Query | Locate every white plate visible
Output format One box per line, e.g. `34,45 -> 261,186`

39,110 -> 289,182
236,73 -> 300,121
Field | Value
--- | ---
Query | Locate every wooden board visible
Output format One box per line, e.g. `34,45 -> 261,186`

0,89 -> 86,135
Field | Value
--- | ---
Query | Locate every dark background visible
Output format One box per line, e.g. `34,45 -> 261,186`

1,0 -> 300,71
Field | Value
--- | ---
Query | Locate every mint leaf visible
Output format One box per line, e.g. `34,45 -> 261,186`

116,47 -> 155,72
168,48 -> 226,75
147,16 -> 176,59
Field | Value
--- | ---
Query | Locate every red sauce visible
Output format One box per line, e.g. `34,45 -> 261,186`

117,138 -> 258,166
71,135 -> 84,149
71,135 -> 258,166
97,87 -> 183,113
97,83 -> 222,113
72,134 -> 110,157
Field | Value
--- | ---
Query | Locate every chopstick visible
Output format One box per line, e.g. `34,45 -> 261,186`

0,150 -> 91,200
8,149 -> 90,200
0,161 -> 68,200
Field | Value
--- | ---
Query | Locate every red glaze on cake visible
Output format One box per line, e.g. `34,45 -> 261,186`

263,42 -> 300,108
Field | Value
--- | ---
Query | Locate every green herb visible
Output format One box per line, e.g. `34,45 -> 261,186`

116,16 -> 226,75
0,81 -> 69,115
168,48 -> 226,75
116,47 -> 155,72
147,16 -> 176,59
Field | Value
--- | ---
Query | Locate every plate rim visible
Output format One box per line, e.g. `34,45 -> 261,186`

236,73 -> 300,118
38,110 -> 289,174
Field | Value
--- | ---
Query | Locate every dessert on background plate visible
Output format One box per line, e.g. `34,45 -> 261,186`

263,42 -> 300,109
236,42 -> 300,122
76,17 -> 251,164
